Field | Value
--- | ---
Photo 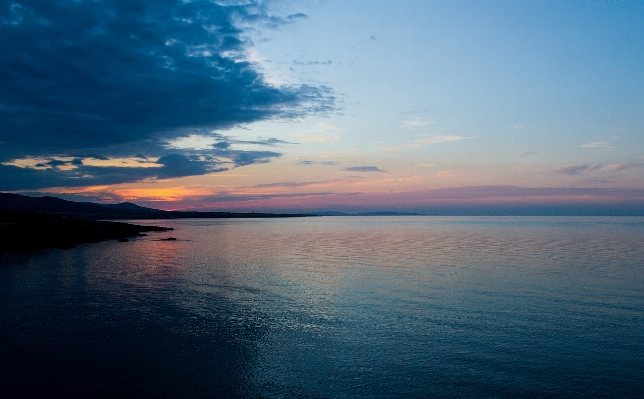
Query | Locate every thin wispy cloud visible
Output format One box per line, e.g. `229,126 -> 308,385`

295,160 -> 337,166
384,136 -> 476,152
287,13 -> 308,20
342,166 -> 387,173
400,109 -> 428,115
167,134 -> 295,151
254,179 -> 345,189
545,164 -> 603,175
315,154 -> 347,159
437,135 -> 476,142
601,163 -> 644,173
403,118 -> 435,127
295,123 -> 341,142
385,143 -> 423,152
436,171 -> 465,178
542,163 -> 643,176
293,60 -> 332,65
520,151 -> 537,158
581,142 -> 616,149
297,136 -> 341,143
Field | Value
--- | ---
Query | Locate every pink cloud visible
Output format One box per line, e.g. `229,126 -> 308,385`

601,163 -> 644,173
436,171 -> 464,178
544,164 -> 602,175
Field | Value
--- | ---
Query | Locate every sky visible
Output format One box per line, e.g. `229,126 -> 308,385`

1,0 -> 643,213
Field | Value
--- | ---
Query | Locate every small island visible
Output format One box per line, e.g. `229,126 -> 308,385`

0,209 -> 172,255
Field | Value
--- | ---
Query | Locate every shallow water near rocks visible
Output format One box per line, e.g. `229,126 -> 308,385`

1,216 -> 643,398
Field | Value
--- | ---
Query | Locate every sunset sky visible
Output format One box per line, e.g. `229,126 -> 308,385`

1,0 -> 643,212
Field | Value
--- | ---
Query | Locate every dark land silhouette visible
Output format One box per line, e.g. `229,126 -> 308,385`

0,193 -> 314,255
0,193 -> 311,219
0,209 -> 172,255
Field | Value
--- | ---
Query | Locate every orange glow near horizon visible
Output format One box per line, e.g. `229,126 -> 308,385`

111,187 -> 214,202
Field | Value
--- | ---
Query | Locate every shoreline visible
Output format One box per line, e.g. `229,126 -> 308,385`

0,209 -> 172,255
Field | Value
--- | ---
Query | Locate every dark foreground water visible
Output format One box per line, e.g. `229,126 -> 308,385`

1,217 -> 643,398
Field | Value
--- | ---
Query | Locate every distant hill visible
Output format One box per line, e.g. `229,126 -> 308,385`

0,193 -> 131,215
312,211 -> 424,216
98,202 -> 166,213
0,193 -> 309,219
354,211 -> 424,216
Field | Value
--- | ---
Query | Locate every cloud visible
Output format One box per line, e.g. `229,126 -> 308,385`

419,163 -> 435,168
154,154 -> 208,178
0,0 -> 333,190
227,150 -> 281,167
287,13 -> 308,20
293,60 -> 332,65
296,160 -> 337,166
436,135 -> 475,141
542,163 -> 644,177
342,166 -> 387,173
384,135 -> 475,152
601,163 -> 644,173
546,164 -> 603,175
436,171 -> 464,178
400,109 -> 428,115
295,123 -> 341,142
297,135 -> 340,142
0,154 -> 229,190
233,137 -> 296,146
581,142 -> 615,149
403,118 -> 435,127
254,180 -> 338,189
519,151 -> 537,158
0,129 -> 285,189
384,143 -> 421,151
167,133 -> 295,151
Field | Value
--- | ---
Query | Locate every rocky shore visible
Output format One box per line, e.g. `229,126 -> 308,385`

0,209 -> 172,255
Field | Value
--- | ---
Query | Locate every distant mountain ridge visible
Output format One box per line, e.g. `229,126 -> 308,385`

0,193 -> 309,219
4,192 -> 641,217
0,193 -> 138,215
313,211 -> 424,216
97,202 -> 165,213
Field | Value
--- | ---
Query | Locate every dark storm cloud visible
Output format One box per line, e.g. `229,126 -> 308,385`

155,154 -> 209,178
228,150 -> 280,167
342,166 -> 387,173
45,159 -> 69,167
0,153 -> 226,190
0,0 -> 333,189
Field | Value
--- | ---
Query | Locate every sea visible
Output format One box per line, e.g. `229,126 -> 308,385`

1,216 -> 643,398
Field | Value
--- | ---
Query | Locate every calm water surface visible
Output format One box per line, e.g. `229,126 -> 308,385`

1,217 -> 643,398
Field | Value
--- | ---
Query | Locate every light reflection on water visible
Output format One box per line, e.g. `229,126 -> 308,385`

1,216 -> 643,398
